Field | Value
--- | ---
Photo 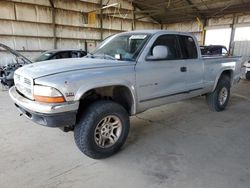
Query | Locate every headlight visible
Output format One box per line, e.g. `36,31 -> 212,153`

33,85 -> 65,103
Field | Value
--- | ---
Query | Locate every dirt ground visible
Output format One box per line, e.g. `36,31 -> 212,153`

0,80 -> 249,188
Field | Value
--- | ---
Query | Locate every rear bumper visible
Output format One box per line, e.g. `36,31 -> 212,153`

9,86 -> 79,127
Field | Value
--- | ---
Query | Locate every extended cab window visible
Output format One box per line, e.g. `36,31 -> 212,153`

178,36 -> 198,59
150,35 -> 182,60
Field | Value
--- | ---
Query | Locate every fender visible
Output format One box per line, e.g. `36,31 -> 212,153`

212,68 -> 233,91
75,80 -> 137,115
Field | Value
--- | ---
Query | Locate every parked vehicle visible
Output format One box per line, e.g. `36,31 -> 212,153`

243,60 -> 250,80
0,43 -> 87,87
33,49 -> 87,62
9,30 -> 242,159
201,45 -> 229,56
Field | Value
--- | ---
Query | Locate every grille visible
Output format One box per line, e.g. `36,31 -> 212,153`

24,78 -> 31,85
14,73 -> 33,99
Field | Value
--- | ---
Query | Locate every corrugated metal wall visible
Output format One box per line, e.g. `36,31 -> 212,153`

0,0 -> 161,58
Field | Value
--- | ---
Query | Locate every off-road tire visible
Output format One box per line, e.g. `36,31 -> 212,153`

74,100 -> 130,159
206,76 -> 231,112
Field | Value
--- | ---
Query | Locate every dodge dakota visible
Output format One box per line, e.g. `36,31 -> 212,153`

9,30 -> 242,159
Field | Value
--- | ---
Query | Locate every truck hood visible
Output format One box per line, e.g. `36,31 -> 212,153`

15,57 -> 134,79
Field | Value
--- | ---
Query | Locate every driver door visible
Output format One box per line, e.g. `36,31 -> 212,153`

135,34 -> 188,109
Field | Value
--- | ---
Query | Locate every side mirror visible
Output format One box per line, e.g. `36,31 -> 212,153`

147,45 -> 168,60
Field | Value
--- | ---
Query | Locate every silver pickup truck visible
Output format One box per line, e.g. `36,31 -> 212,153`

9,30 -> 242,159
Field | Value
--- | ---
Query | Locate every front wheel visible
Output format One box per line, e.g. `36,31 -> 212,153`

74,100 -> 130,159
206,76 -> 231,112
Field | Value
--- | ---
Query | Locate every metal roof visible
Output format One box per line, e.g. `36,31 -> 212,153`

132,0 -> 250,23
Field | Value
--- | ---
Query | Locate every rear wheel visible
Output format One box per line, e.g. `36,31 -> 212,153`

74,100 -> 130,159
206,76 -> 231,112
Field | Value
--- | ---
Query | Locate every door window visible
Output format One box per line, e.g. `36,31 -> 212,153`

150,35 -> 182,60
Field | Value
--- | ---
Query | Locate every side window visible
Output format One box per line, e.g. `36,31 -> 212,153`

71,51 -> 79,58
52,52 -> 70,59
151,35 -> 182,60
70,51 -> 87,58
179,36 -> 198,59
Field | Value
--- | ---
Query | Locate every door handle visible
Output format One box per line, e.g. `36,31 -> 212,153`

180,67 -> 187,72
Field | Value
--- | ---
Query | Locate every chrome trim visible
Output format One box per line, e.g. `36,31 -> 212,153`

9,87 -> 79,114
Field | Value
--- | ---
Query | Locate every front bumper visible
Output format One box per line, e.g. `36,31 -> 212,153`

9,86 -> 79,127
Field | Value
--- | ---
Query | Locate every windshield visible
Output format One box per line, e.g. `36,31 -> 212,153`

34,52 -> 54,62
92,33 -> 151,61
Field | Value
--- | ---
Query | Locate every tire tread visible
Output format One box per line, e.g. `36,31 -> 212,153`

74,100 -> 129,159
206,75 -> 231,112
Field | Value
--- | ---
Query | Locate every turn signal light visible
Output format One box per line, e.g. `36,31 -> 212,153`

34,95 -> 65,103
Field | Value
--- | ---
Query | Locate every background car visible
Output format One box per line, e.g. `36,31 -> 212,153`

33,49 -> 87,62
201,45 -> 229,56
0,43 -> 87,87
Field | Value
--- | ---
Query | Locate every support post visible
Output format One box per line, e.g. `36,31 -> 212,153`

84,40 -> 88,53
196,17 -> 206,45
229,14 -> 237,55
49,0 -> 56,49
202,19 -> 207,46
132,4 -> 135,30
13,2 -> 17,20
100,0 -> 103,40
